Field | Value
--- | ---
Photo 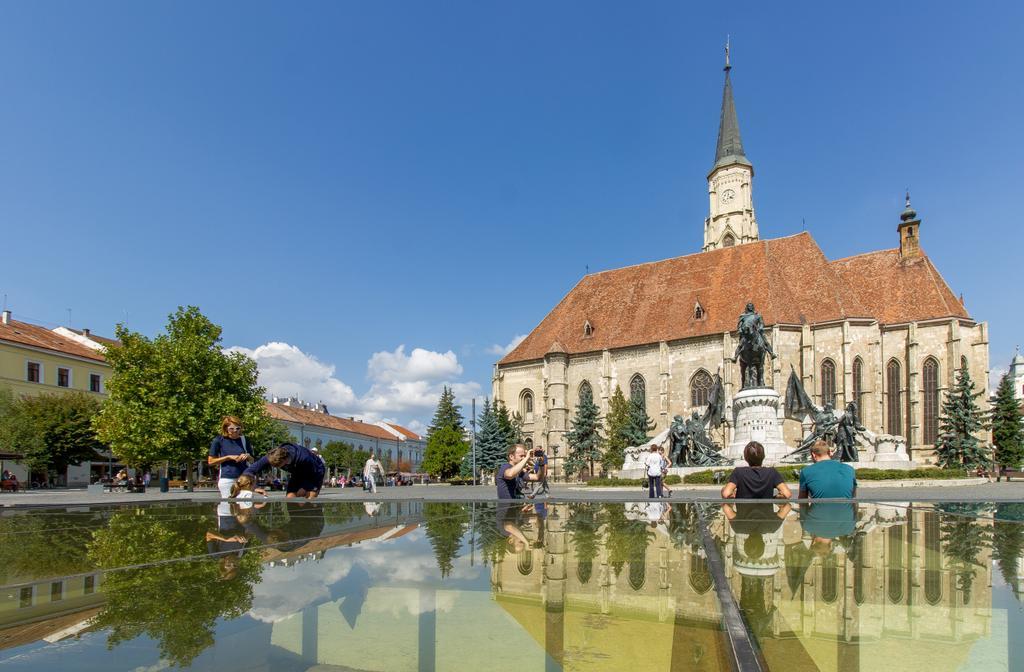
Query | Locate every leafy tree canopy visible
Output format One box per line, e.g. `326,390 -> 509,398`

0,388 -> 105,478
423,425 -> 468,479
93,306 -> 277,474
602,386 -> 631,471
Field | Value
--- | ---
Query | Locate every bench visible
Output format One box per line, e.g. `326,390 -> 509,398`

997,470 -> 1024,482
1,479 -> 21,493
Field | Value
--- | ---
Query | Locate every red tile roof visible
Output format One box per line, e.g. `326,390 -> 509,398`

266,402 -> 397,441
500,233 -> 971,365
385,423 -> 422,441
0,319 -> 108,363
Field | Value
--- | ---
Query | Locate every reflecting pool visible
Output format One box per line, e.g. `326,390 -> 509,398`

0,500 -> 1021,670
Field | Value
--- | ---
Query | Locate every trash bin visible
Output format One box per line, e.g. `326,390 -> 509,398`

159,477 -> 169,493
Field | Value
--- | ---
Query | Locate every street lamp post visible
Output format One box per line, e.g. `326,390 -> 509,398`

471,397 -> 477,484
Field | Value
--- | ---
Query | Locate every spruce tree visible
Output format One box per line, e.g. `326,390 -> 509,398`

623,393 -> 656,448
991,373 -> 1024,469
475,399 -> 508,471
934,367 -> 991,470
423,387 -> 469,479
603,386 -> 631,471
494,400 -> 520,449
564,385 -> 603,478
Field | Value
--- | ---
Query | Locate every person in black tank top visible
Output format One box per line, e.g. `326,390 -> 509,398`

721,441 -> 792,500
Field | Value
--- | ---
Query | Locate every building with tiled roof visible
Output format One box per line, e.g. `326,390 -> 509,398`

266,400 -> 424,471
0,310 -> 121,485
493,58 -> 988,478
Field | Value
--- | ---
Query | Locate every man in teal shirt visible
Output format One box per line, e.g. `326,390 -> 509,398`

798,441 -> 856,499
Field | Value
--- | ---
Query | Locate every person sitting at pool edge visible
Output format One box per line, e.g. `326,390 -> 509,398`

497,444 -> 541,499
244,443 -> 325,500
721,441 -> 792,500
798,440 -> 856,499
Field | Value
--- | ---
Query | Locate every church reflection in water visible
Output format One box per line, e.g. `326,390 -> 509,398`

0,500 -> 1017,671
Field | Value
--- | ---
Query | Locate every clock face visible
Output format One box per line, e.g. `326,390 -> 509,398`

721,188 -> 736,204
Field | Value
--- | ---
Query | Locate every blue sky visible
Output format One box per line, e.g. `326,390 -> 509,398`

2,2 -> 1021,431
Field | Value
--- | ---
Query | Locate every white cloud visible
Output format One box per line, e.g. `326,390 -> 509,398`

228,342 -> 359,413
487,334 -> 526,356
228,341 -> 481,427
367,345 -> 462,383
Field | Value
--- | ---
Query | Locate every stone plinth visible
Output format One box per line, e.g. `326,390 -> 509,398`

727,387 -> 788,464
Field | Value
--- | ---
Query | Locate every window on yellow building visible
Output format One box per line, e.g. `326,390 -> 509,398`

90,373 -> 102,393
27,361 -> 41,383
57,367 -> 70,388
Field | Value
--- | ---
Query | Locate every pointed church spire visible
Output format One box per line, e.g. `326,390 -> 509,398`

712,38 -> 751,173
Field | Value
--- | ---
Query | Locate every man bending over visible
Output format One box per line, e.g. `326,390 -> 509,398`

244,443 -> 325,500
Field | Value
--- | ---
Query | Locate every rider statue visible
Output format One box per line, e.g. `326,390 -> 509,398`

734,302 -> 776,389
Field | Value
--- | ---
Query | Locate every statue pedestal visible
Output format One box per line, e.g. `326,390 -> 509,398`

727,387 -> 789,465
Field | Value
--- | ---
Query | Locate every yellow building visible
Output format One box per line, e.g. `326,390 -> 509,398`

0,310 -> 114,485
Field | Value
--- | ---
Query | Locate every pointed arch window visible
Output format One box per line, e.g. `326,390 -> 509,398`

821,555 -> 839,604
691,369 -> 713,408
583,320 -> 593,338
722,233 -> 736,247
577,560 -> 593,584
524,438 -> 534,451
520,389 -> 534,422
961,355 -> 968,372
923,358 -> 940,445
579,381 -> 593,405
629,374 -> 647,414
628,556 -> 646,591
689,548 -> 713,594
517,551 -> 533,576
820,359 -> 837,407
886,360 -> 903,436
887,524 -> 905,604
852,357 -> 864,409
924,512 -> 943,605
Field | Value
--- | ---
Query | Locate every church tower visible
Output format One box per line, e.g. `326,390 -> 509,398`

704,43 -> 758,252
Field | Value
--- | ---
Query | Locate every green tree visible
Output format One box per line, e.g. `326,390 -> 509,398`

494,400 -> 520,448
993,503 -> 1024,598
423,425 -> 469,479
623,393 -> 656,448
422,502 -> 470,577
934,367 -> 991,470
87,506 -> 263,667
320,440 -> 354,475
93,306 -> 277,487
564,385 -> 603,479
938,503 -> 992,602
423,387 -> 468,479
0,509 -> 101,583
991,373 -> 1024,469
602,386 -> 631,471
475,399 -> 507,471
0,389 -> 105,482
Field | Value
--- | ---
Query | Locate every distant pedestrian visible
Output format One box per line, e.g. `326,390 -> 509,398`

658,447 -> 673,498
644,444 -> 664,498
721,441 -> 792,500
798,441 -> 856,500
208,416 -> 254,499
363,454 -> 384,494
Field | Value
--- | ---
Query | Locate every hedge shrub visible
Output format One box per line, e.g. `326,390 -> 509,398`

584,475 -> 683,487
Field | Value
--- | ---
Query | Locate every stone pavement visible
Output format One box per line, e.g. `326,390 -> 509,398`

3,479 -> 1024,507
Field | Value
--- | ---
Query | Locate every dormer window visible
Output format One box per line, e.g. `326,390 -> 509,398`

694,302 -> 705,320
583,320 -> 593,338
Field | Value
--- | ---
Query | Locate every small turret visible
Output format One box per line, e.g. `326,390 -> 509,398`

897,191 -> 922,260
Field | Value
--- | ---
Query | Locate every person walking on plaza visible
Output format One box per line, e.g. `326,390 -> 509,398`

644,444 -> 664,499
363,453 -> 384,494
208,416 -> 254,498
798,440 -> 856,499
244,443 -> 325,499
721,441 -> 792,500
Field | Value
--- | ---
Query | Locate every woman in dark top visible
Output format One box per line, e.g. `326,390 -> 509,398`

720,441 -> 792,500
209,415 -> 254,499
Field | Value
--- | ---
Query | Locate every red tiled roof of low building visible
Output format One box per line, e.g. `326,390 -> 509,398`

0,319 -> 108,363
500,232 -> 971,365
265,402 -> 396,441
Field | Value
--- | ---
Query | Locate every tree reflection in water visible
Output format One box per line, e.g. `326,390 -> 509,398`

87,504 -> 263,667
